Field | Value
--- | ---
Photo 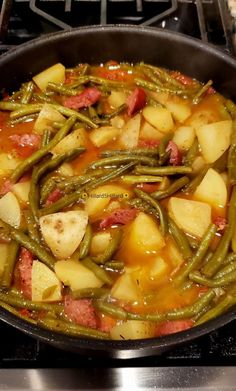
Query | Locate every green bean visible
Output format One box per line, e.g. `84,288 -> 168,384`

88,155 -> 157,169
47,82 -> 78,96
195,289 -> 236,325
10,115 -> 77,182
168,217 -> 193,260
38,317 -> 109,339
39,162 -> 136,215
121,175 -> 162,185
187,236 -> 200,250
135,165 -> 192,176
72,287 -> 109,299
40,177 -> 57,205
184,165 -> 209,194
1,241 -> 19,288
139,65 -> 187,94
96,289 -> 215,321
0,291 -> 62,313
134,78 -> 187,96
184,138 -> 199,166
174,223 -> 217,286
192,80 -> 213,104
21,81 -> 34,104
41,129 -> 52,148
24,210 -> 41,243
134,188 -> 168,235
88,75 -> 128,89
190,270 -> 236,287
50,104 -> 98,128
0,219 -> 56,270
0,101 -> 23,111
78,224 -> 92,260
213,261 -> 236,279
0,301 -> 37,325
228,120 -> 236,184
94,301 -> 128,320
33,92 -> 57,104
212,150 -> 228,172
225,99 -> 236,119
151,176 -> 190,200
93,230 -> 122,265
103,103 -> 127,119
202,186 -> 236,277
139,63 -> 188,89
104,261 -> 124,271
101,148 -> 159,158
8,114 -> 38,126
81,258 -> 113,285
10,104 -> 43,119
223,252 -> 236,265
158,132 -> 174,165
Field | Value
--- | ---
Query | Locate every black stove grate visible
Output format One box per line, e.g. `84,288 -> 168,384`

0,0 -> 235,54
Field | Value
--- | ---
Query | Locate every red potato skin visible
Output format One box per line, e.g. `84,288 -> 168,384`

166,141 -> 182,166
126,88 -> 147,116
99,208 -> 138,229
17,248 -> 33,300
155,319 -> 194,336
9,133 -> 41,158
64,296 -> 98,329
64,87 -> 101,110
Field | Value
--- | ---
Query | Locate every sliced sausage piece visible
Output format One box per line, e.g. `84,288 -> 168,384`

155,319 -> 194,336
126,88 -> 147,116
64,296 -> 97,329
45,188 -> 63,206
0,179 -> 13,196
99,208 -> 138,229
17,248 -> 33,300
64,87 -> 101,110
166,140 -> 182,166
214,216 -> 227,231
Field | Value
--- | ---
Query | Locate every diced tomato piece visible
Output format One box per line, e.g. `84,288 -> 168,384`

166,141 -> 182,166
126,88 -> 147,116
64,296 -> 97,329
214,216 -> 227,231
19,308 -> 32,318
17,248 -> 33,300
99,314 -> 116,333
138,139 -> 160,148
155,319 -> 194,336
136,183 -> 160,193
45,188 -> 63,206
171,71 -> 195,86
99,208 -> 138,229
64,87 -> 101,110
206,87 -> 216,95
0,179 -> 13,195
9,133 -> 41,158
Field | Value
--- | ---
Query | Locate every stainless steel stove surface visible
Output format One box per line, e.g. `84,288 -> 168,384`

1,1 -> 236,390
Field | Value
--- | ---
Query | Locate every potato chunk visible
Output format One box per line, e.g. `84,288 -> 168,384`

52,128 -> 88,155
122,212 -> 165,265
108,91 -> 127,108
34,104 -> 66,135
172,126 -> 195,152
110,320 -> 155,340
89,126 -> 120,147
196,120 -> 232,163
139,121 -> 163,141
0,243 -> 10,278
33,63 -> 65,91
0,192 -> 21,228
119,113 -> 141,148
168,197 -> 211,238
111,273 -> 140,302
85,184 -> 131,217
142,106 -> 174,133
194,168 -> 227,208
55,259 -> 103,291
12,181 -> 30,205
0,153 -> 20,177
165,100 -> 191,123
32,260 -> 62,302
90,231 -> 112,256
39,211 -> 88,259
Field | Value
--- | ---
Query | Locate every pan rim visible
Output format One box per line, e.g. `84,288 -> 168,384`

0,24 -> 236,358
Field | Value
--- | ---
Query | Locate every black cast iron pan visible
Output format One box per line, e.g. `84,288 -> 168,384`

0,25 -> 236,359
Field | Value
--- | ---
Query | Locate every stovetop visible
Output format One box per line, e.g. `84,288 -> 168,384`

1,1 -> 236,389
